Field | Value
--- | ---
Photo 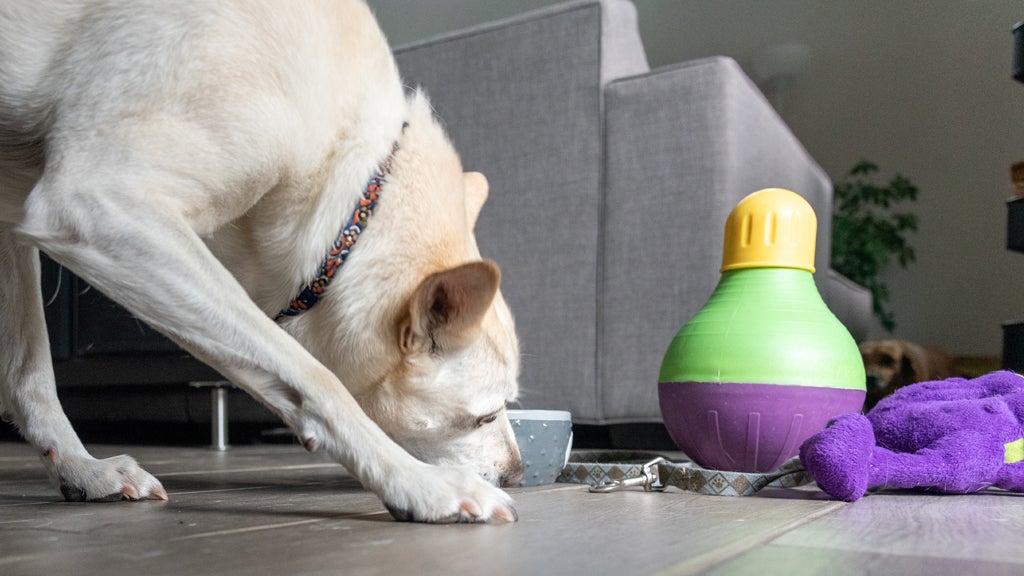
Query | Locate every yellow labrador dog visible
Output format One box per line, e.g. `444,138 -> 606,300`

0,0 -> 522,523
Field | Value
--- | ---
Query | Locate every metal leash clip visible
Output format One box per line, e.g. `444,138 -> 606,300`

589,457 -> 668,493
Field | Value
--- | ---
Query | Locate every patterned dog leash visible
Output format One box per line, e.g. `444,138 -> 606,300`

559,452 -> 811,496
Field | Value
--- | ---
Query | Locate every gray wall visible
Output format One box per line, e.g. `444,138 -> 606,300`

369,0 -> 1024,357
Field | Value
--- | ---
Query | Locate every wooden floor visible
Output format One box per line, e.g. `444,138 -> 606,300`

2,441 -> 1024,575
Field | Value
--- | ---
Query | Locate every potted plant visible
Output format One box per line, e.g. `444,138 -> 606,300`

831,161 -> 919,332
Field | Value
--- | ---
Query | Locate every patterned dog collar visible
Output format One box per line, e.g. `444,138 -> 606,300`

276,123 -> 407,321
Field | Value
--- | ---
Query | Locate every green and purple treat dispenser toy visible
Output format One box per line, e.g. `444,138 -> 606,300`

658,188 -> 866,473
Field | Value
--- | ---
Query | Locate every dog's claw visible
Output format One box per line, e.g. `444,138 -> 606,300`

459,499 -> 482,518
495,503 -> 518,523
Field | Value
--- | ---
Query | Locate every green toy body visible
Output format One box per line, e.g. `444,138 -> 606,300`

659,268 -> 865,389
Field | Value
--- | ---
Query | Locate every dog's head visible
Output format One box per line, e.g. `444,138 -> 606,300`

859,339 -> 918,405
377,257 -> 523,487
344,98 -> 523,486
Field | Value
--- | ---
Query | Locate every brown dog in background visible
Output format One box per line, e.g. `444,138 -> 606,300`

859,339 -> 956,408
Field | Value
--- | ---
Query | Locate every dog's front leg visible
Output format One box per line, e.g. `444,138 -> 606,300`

0,228 -> 167,501
17,182 -> 515,523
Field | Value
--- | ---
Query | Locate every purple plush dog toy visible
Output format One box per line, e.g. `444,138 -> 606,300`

799,370 -> 1024,501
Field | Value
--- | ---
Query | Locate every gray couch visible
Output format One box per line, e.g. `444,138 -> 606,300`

395,0 -> 871,425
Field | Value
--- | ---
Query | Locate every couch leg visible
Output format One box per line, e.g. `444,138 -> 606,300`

191,381 -> 231,451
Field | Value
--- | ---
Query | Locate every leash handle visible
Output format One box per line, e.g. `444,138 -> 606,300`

589,458 -> 667,493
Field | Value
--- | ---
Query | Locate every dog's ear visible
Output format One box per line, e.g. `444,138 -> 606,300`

898,352 -> 917,385
463,172 -> 489,229
400,260 -> 500,354
900,343 -> 927,383
858,342 -> 876,363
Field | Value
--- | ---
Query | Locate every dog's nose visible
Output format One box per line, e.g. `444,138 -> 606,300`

500,462 -> 525,487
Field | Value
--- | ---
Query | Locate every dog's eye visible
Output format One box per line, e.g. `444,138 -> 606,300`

476,412 -> 499,428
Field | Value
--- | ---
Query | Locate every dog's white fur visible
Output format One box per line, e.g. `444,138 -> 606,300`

0,0 -> 522,523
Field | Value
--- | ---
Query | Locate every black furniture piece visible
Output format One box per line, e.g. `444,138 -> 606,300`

1005,27 -> 1024,372
1008,26 -> 1024,372
1005,198 -> 1024,372
38,256 -> 277,443
42,256 -> 219,386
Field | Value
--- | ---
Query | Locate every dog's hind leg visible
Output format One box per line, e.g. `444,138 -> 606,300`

0,227 -> 166,501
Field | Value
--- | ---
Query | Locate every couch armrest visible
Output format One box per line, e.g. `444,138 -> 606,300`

598,56 -> 834,423
826,270 -> 873,342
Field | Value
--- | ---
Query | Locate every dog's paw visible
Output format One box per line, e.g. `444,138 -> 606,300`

382,464 -> 517,524
52,454 -> 168,502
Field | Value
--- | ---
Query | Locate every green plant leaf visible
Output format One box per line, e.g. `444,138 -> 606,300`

831,161 -> 919,333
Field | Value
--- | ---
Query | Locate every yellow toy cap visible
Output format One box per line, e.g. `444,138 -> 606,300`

721,188 -> 817,273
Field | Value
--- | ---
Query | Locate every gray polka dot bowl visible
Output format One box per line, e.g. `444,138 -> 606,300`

508,410 -> 573,486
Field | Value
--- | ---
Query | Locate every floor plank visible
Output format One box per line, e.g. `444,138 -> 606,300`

0,442 -> 840,575
5,441 -> 1024,575
770,491 -> 1024,563
703,490 -> 1024,575
704,545 -> 1024,576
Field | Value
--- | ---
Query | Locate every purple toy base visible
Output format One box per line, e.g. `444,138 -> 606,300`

659,381 -> 865,473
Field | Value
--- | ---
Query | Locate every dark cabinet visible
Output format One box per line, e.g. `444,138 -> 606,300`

1005,199 -> 1024,372
41,255 -> 221,388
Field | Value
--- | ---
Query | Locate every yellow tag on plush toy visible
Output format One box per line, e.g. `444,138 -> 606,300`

1004,438 -> 1024,464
